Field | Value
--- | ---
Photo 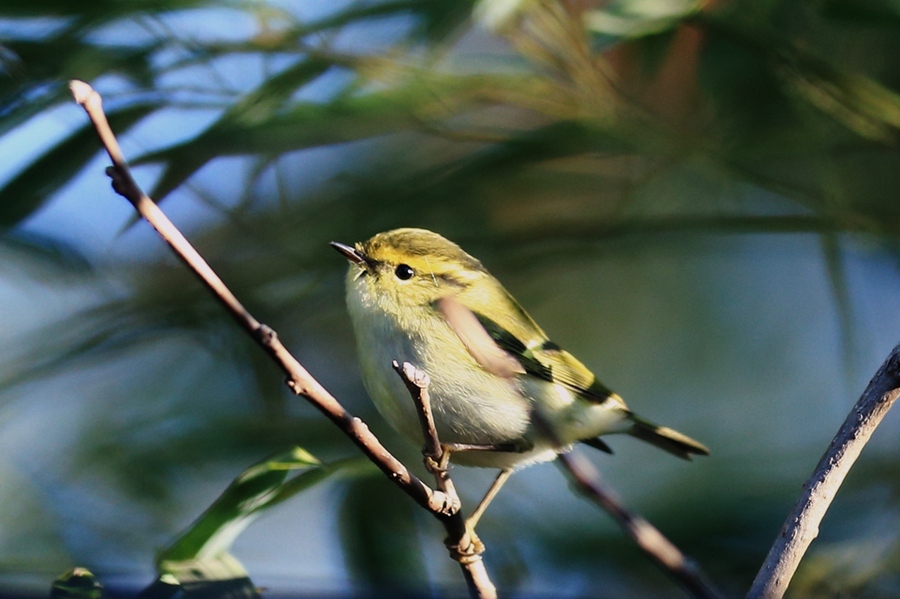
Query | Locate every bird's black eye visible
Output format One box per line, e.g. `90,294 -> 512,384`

395,264 -> 415,280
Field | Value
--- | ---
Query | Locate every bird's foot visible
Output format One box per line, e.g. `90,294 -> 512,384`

446,522 -> 485,562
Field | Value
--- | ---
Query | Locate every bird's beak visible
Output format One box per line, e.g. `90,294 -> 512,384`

330,241 -> 367,266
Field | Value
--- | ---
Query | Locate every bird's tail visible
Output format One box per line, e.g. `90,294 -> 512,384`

627,415 -> 710,460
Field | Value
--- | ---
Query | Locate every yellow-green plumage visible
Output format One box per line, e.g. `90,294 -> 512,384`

334,228 -> 709,471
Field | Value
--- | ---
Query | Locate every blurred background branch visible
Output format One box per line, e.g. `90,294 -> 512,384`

558,450 -> 723,599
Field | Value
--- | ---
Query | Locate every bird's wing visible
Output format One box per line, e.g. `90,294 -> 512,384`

479,314 -> 619,405
445,283 -> 619,406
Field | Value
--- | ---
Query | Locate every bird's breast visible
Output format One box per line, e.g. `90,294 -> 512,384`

346,295 -> 534,450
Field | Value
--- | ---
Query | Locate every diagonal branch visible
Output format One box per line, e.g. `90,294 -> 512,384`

747,342 -> 900,599
68,80 -> 495,598
557,451 -> 724,599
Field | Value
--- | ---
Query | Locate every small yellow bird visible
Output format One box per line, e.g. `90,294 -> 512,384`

332,228 -> 708,528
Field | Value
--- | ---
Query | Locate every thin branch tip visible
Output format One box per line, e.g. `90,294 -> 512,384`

393,360 -> 430,388
69,80 -> 99,108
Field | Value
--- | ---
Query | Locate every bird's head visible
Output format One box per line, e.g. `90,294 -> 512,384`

331,228 -> 487,310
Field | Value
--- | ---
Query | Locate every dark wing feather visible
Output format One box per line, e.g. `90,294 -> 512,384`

582,437 -> 614,454
444,278 -> 618,405
476,313 -> 617,404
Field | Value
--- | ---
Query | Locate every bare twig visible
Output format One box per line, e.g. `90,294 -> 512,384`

392,361 -> 461,514
391,360 -> 467,549
69,80 -> 495,598
393,361 -> 445,465
392,361 -> 496,599
748,342 -> 900,599
557,452 -> 724,599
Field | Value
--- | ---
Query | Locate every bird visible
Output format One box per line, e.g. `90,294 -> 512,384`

332,228 -> 708,533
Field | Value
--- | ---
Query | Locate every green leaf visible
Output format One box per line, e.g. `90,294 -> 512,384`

157,448 -> 369,571
50,568 -> 103,599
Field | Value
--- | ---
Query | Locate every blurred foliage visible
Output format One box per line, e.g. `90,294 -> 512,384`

2,0 -> 900,596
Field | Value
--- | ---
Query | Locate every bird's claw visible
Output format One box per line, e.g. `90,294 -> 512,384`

446,524 -> 485,562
